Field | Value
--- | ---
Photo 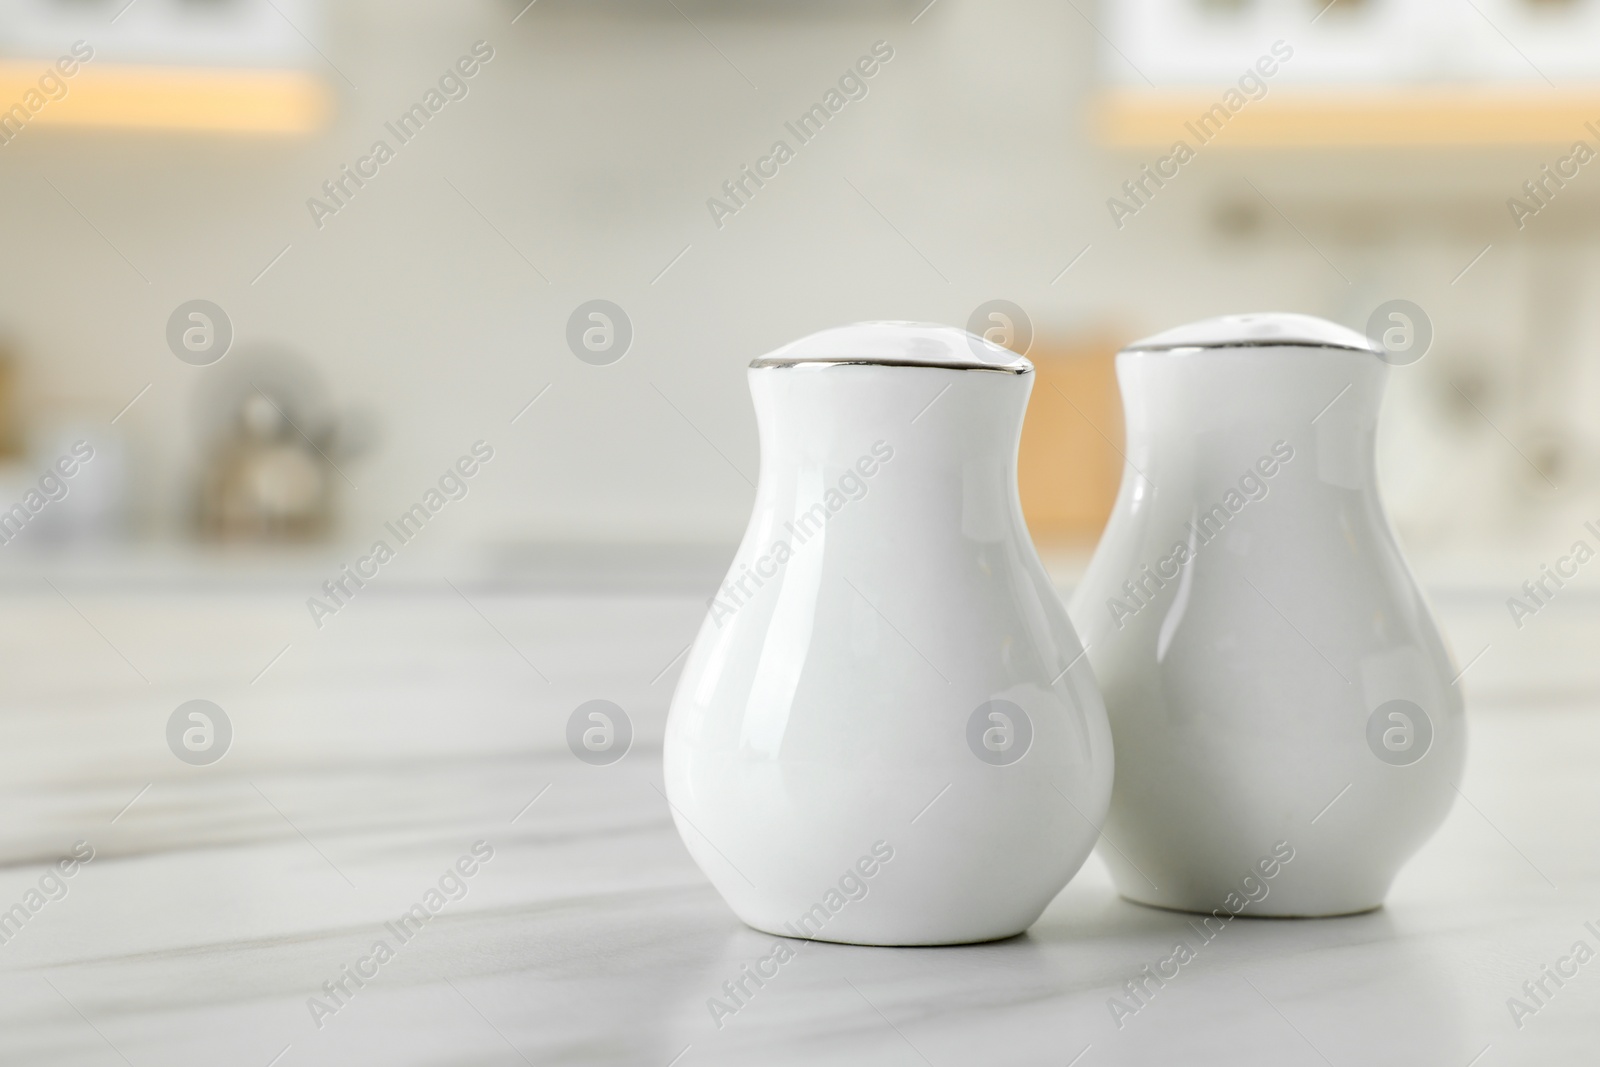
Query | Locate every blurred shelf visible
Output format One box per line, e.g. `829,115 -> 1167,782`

0,63 -> 329,134
0,541 -> 736,595
1095,87 -> 1600,147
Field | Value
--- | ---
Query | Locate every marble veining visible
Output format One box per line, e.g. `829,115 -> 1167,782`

0,581 -> 1594,1065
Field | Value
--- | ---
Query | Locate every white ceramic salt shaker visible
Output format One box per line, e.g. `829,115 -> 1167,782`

664,322 -> 1112,946
1069,312 -> 1465,917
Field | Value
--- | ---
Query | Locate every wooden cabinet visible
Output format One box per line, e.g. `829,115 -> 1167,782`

1017,339 -> 1126,546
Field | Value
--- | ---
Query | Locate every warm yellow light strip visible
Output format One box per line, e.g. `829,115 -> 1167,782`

0,63 -> 330,134
1096,88 -> 1600,148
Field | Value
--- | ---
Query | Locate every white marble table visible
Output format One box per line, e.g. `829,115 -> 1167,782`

1,566 -> 1596,1066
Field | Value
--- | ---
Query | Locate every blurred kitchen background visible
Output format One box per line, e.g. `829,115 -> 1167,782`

0,0 -> 1594,577
4,6 -> 1597,1059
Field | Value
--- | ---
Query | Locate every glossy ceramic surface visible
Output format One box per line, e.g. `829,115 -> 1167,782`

664,322 -> 1112,946
1069,312 -> 1466,917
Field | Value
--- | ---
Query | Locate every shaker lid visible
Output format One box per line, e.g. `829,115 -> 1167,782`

1123,312 -> 1380,355
750,321 -> 1031,373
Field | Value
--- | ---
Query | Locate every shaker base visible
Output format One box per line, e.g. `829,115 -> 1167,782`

741,916 -> 1030,948
1117,891 -> 1385,921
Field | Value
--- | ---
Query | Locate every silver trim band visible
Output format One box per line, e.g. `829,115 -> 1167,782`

1122,340 -> 1378,355
748,358 -> 1032,374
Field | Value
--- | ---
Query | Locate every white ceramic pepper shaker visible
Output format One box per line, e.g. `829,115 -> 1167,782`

1070,312 -> 1465,917
664,322 -> 1112,946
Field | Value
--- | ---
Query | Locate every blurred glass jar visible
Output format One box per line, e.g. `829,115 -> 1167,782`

194,348 -> 374,543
